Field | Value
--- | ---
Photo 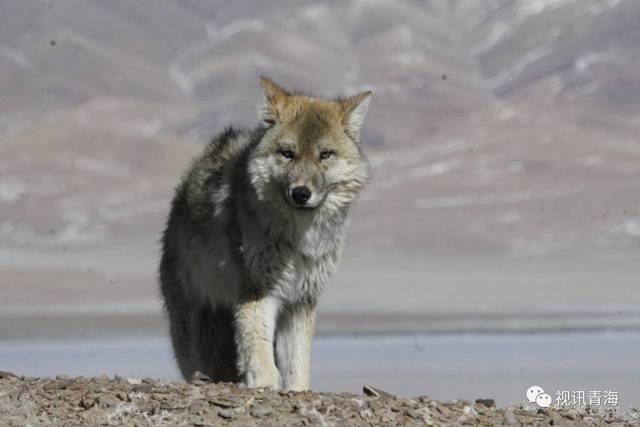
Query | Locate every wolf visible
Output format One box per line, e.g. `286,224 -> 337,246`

159,76 -> 371,391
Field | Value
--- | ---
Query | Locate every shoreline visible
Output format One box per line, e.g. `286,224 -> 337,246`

2,308 -> 640,341
3,331 -> 640,407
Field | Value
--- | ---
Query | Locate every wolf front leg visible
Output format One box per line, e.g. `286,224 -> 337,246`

275,304 -> 316,391
234,296 -> 281,389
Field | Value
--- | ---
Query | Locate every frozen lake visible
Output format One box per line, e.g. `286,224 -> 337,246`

1,331 -> 639,408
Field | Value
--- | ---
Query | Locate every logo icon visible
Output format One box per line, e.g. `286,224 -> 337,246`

526,385 -> 552,408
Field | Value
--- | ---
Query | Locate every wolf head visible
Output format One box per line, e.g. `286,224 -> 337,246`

248,76 -> 371,217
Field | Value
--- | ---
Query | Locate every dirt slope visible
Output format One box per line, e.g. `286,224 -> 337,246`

0,373 -> 637,426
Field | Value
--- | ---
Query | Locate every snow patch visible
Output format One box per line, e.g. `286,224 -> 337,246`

413,188 -> 580,210
494,211 -> 523,224
0,179 -> 26,203
73,156 -> 130,178
168,64 -> 193,96
0,46 -> 31,68
620,219 -> 640,238
518,0 -> 581,17
488,45 -> 551,90
470,22 -> 510,55
410,159 -> 460,178
98,199 -> 168,222
140,119 -> 163,137
301,4 -> 331,20
207,19 -> 265,40
581,155 -> 603,167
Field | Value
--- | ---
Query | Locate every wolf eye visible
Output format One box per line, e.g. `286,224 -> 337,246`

278,149 -> 295,159
319,150 -> 335,161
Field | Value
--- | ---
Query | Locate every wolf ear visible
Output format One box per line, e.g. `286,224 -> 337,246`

259,76 -> 290,125
340,91 -> 372,141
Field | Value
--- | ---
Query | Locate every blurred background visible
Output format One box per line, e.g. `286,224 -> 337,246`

1,0 -> 639,406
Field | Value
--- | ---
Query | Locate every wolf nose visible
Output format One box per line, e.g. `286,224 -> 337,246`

291,186 -> 311,205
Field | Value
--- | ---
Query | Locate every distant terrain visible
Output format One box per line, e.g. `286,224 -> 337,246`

1,0 -> 639,335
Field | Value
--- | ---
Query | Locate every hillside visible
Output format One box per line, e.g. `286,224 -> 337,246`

2,0 -> 639,255
1,1 -> 640,332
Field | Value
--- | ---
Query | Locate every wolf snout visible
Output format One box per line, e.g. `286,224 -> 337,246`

291,186 -> 312,205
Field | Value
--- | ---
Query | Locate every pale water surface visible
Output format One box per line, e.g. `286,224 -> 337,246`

1,332 -> 639,407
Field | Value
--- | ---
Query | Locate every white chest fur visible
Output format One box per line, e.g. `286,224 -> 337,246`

263,217 -> 345,305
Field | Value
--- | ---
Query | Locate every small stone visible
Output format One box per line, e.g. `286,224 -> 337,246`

368,400 -> 383,412
189,400 -> 210,414
43,380 -> 73,391
132,383 -> 152,393
414,407 -> 433,423
475,398 -> 495,408
363,385 -> 395,399
190,371 -> 212,383
504,409 -> 518,425
359,409 -> 373,419
250,404 -> 273,418
80,396 -> 97,410
0,371 -> 17,379
97,394 -> 119,408
209,398 -> 237,408
78,411 -> 94,422
463,405 -> 478,415
218,408 -> 235,419
435,405 -> 452,416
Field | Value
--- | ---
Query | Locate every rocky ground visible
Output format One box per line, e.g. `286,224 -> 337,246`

0,372 -> 638,426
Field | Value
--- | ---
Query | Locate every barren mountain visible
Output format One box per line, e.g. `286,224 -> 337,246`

1,1 -> 639,320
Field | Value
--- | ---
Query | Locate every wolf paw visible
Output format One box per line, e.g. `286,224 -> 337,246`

284,380 -> 310,392
244,363 -> 280,389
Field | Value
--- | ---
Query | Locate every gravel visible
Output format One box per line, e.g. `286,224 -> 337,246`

0,374 -> 638,426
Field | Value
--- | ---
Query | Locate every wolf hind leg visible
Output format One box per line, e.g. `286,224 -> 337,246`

160,266 -> 198,380
167,307 -> 195,380
189,304 -> 240,383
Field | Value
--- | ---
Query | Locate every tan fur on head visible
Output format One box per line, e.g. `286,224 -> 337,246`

339,91 -> 372,141
250,77 -> 372,216
260,76 -> 290,125
259,76 -> 372,141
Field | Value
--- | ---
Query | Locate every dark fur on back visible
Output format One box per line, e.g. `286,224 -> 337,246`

159,126 -> 260,381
